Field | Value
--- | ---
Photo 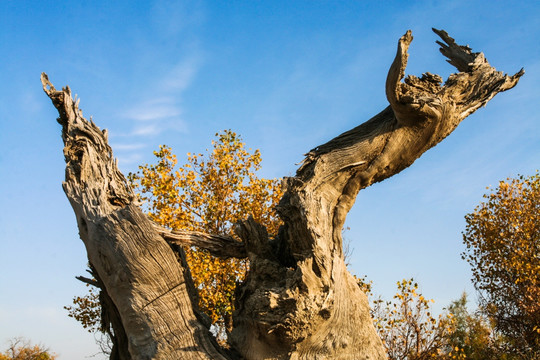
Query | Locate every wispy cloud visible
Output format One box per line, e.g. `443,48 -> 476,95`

131,124 -> 162,136
120,56 -> 200,139
111,143 -> 147,167
123,97 -> 183,122
150,0 -> 205,37
161,57 -> 199,92
116,152 -> 144,166
114,0 -> 204,161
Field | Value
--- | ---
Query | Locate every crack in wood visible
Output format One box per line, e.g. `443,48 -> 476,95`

142,281 -> 186,310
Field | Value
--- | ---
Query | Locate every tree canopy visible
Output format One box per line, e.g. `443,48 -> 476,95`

463,172 -> 540,357
129,130 -> 282,335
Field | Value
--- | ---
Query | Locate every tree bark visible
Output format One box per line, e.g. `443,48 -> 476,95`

157,227 -> 247,259
43,28 -> 521,359
228,29 -> 522,359
41,74 -> 230,360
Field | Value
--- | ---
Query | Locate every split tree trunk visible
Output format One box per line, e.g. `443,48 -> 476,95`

43,29 -> 521,360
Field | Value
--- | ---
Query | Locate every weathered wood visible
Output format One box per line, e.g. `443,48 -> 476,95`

157,226 -> 247,259
229,29 -> 522,359
41,73 -> 230,360
44,28 -> 521,360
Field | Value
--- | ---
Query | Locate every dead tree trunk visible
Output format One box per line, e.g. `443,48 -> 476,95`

40,76 -> 230,360
43,29 -> 521,360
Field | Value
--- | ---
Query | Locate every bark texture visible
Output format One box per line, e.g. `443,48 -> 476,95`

228,29 -> 522,359
157,226 -> 247,259
43,29 -> 521,360
41,74 -> 229,360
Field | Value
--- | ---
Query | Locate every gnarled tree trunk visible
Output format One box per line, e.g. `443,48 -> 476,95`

43,29 -> 521,359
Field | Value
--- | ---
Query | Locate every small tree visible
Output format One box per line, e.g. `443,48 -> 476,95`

463,172 -> 540,356
359,278 -> 459,360
0,338 -> 56,360
130,130 -> 282,337
445,293 -> 497,360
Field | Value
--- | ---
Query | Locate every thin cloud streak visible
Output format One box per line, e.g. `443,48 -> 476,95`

116,56 -> 202,164
161,57 -> 199,92
131,124 -> 162,136
117,153 -> 144,166
123,100 -> 183,121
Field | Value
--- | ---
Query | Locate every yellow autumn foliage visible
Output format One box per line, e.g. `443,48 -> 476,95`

463,172 -> 540,354
129,130 -> 282,334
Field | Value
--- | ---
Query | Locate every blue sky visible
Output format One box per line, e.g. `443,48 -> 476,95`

0,1 -> 538,358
